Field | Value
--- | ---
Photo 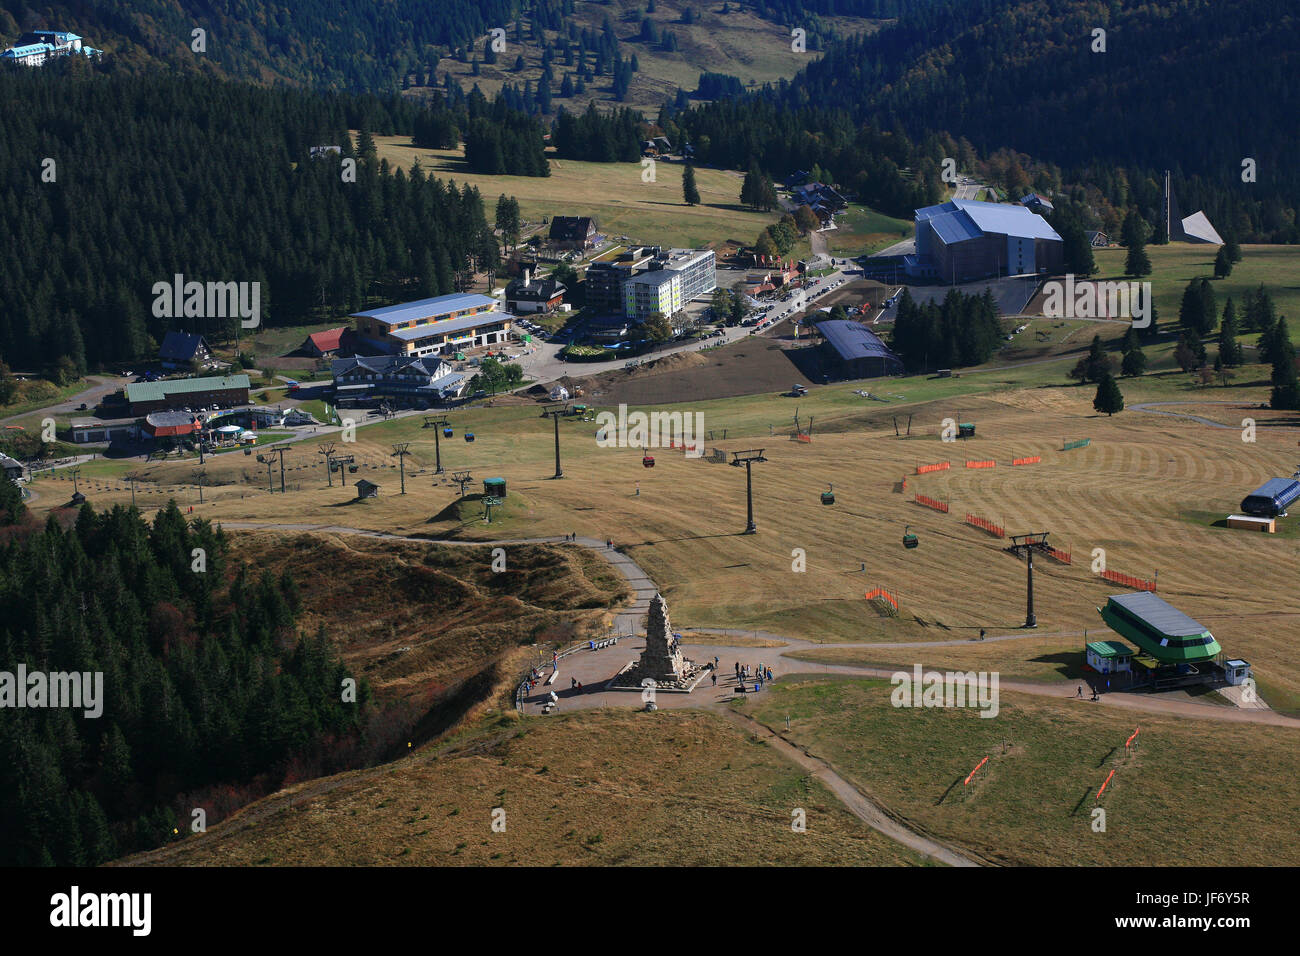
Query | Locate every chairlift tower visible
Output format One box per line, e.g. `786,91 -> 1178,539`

264,444 -> 289,493
451,470 -> 474,497
254,452 -> 274,492
424,416 -> 451,474
1004,532 -> 1053,628
318,443 -> 337,487
542,404 -> 566,479
391,442 -> 411,494
730,449 -> 768,534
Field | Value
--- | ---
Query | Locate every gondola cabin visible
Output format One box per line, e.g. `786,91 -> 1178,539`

902,525 -> 918,549
642,455 -> 655,468
464,432 -> 476,442
443,427 -> 453,437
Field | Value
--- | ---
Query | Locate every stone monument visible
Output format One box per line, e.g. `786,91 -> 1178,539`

615,592 -> 697,689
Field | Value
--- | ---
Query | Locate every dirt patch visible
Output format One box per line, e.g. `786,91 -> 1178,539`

556,337 -> 818,405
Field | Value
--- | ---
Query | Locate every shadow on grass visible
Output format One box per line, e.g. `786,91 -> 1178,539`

1029,651 -> 1089,680
935,776 -> 964,806
631,531 -> 750,546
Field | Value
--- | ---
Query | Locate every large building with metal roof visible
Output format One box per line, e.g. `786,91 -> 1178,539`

1098,592 -> 1222,664
125,374 -> 250,415
351,293 -> 513,357
815,319 -> 904,379
907,198 -> 1063,282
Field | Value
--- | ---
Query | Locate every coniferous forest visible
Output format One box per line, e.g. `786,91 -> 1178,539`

0,503 -> 384,866
722,0 -> 1299,241
0,69 -> 510,374
889,288 -> 1005,373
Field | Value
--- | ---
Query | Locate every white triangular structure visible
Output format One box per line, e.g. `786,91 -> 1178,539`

1164,170 -> 1223,245
1179,210 -> 1224,245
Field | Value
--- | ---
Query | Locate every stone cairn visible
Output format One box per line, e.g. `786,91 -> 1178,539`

615,592 -> 698,689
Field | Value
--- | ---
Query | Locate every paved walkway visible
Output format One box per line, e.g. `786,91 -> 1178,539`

1129,400 -> 1300,432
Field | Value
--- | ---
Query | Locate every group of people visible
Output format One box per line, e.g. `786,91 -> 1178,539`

732,661 -> 775,690
569,677 -> 584,694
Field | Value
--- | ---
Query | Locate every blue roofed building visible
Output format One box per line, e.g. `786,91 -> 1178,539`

908,198 -> 1063,282
2,31 -> 102,66
351,293 -> 514,357
814,319 -> 903,380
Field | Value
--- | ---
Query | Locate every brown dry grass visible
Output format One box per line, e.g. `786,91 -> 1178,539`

126,709 -> 926,867
234,533 -> 628,705
45,379 -> 1300,713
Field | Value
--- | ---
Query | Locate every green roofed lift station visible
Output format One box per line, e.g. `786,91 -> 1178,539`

1097,592 -> 1250,691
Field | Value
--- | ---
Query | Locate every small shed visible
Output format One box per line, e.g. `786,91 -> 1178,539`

355,479 -> 380,499
1086,640 -> 1134,674
483,477 -> 507,498
70,491 -> 87,506
1226,514 -> 1275,533
1222,659 -> 1252,686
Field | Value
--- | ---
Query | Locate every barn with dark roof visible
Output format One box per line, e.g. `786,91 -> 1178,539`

814,319 -> 904,380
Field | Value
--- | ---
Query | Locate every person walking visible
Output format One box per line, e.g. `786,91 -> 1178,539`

711,672 -> 717,687
980,628 -> 986,641
1076,685 -> 1082,698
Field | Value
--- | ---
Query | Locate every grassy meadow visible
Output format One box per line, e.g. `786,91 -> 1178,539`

743,677 -> 1300,866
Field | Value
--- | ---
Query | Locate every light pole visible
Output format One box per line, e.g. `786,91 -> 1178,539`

730,449 -> 768,534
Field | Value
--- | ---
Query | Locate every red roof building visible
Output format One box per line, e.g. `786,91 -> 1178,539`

302,327 -> 347,356
143,411 -> 201,439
